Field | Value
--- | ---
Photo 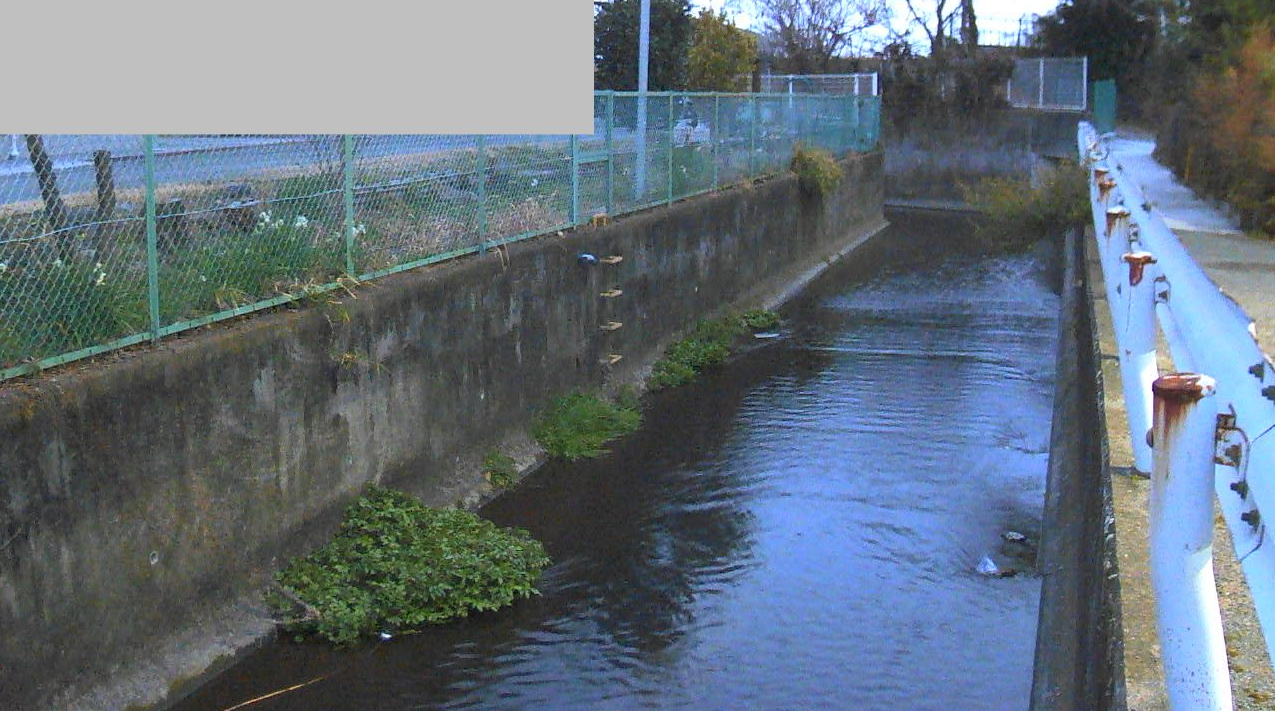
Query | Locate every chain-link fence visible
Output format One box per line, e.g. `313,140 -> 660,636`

757,74 -> 879,96
1008,57 -> 1088,110
0,91 -> 880,380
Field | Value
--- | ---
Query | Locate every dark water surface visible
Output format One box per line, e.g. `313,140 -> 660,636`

169,212 -> 1060,711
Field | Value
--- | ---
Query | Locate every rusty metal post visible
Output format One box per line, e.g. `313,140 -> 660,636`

1150,373 -> 1232,711
1121,252 -> 1159,474
1101,205 -> 1131,335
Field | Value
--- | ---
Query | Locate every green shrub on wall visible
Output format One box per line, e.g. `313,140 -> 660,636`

963,160 -> 1088,247
789,146 -> 843,197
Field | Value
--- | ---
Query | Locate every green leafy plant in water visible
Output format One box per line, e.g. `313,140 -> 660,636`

532,391 -> 642,460
962,159 -> 1088,249
483,450 -> 518,489
269,485 -> 551,645
740,308 -> 780,331
789,145 -> 843,196
648,315 -> 751,389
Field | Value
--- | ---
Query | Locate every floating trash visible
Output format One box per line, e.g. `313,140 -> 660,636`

753,332 -> 782,340
976,555 -> 1000,577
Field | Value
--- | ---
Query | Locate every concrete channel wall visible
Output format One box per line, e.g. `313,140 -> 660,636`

0,153 -> 885,711
1031,226 -> 1127,711
885,109 -> 1083,205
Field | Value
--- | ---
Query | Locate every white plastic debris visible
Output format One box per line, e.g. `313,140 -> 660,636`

976,555 -> 1000,577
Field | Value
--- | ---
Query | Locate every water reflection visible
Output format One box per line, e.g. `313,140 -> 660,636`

169,211 -> 1058,711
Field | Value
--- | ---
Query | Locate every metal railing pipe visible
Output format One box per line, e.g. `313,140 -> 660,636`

1120,252 -> 1159,474
1149,373 -> 1232,711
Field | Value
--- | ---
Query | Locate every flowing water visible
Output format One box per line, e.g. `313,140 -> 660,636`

169,211 -> 1060,711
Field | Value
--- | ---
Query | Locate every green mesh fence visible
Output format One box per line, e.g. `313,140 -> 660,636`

0,92 -> 880,380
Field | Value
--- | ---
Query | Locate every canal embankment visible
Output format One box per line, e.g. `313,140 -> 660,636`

164,208 -> 1064,711
0,152 -> 884,711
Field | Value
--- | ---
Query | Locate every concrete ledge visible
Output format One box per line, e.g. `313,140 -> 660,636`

1030,226 -> 1127,711
0,153 -> 884,711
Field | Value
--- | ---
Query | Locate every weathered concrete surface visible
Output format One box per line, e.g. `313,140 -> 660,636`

0,153 -> 885,711
884,108 -> 1082,204
1030,227 -> 1126,711
1095,133 -> 1275,710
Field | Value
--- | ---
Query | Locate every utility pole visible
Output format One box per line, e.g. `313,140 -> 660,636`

635,0 -> 650,199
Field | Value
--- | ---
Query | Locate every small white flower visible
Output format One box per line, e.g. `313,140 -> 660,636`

259,210 -> 272,223
199,275 -> 207,283
531,178 -> 539,187
53,258 -> 63,268
94,272 -> 106,286
95,262 -> 103,270
0,262 -> 7,274
293,215 -> 309,229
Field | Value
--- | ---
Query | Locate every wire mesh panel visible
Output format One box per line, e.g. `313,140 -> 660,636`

150,135 -> 350,327
714,95 -> 753,186
354,135 -> 485,273
0,91 -> 876,381
0,135 -> 149,371
758,74 -> 879,96
1009,58 -> 1088,110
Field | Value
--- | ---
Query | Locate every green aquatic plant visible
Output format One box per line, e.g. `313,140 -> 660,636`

532,391 -> 642,460
483,449 -> 518,489
269,486 -> 550,645
740,308 -> 780,331
648,315 -> 756,389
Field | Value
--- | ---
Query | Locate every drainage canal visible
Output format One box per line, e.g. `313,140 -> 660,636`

169,210 -> 1061,711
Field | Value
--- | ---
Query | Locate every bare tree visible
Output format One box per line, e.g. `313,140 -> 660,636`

958,0 -> 978,55
753,0 -> 889,74
899,0 -> 959,58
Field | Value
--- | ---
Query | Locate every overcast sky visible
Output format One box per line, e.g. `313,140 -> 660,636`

692,0 -> 1063,54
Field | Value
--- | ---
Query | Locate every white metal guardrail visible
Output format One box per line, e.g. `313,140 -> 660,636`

1078,121 -> 1275,710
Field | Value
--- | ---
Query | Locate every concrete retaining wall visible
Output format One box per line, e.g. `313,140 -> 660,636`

0,153 -> 885,710
885,109 -> 1083,204
1030,226 -> 1127,711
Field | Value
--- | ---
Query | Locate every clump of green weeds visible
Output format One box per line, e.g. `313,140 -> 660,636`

532,391 -> 642,460
269,485 -> 550,645
962,159 -> 1088,249
740,308 -> 780,331
483,450 -> 518,489
649,314 -> 771,389
789,145 -> 843,196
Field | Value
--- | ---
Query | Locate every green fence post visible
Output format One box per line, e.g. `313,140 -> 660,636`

712,93 -> 720,189
476,134 -> 488,242
851,96 -> 861,152
605,91 -> 614,215
343,135 -> 355,276
570,133 -> 580,224
143,135 -> 160,344
749,94 -> 757,176
667,94 -> 674,205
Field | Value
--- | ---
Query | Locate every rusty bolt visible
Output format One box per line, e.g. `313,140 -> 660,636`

1152,372 -> 1217,402
1146,428 -> 1154,448
1105,205 -> 1130,236
1093,165 -> 1109,185
1231,480 -> 1250,498
1098,177 -> 1117,202
1242,510 -> 1262,528
1121,251 -> 1156,286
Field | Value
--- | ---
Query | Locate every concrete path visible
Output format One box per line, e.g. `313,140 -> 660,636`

1095,133 -> 1275,709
